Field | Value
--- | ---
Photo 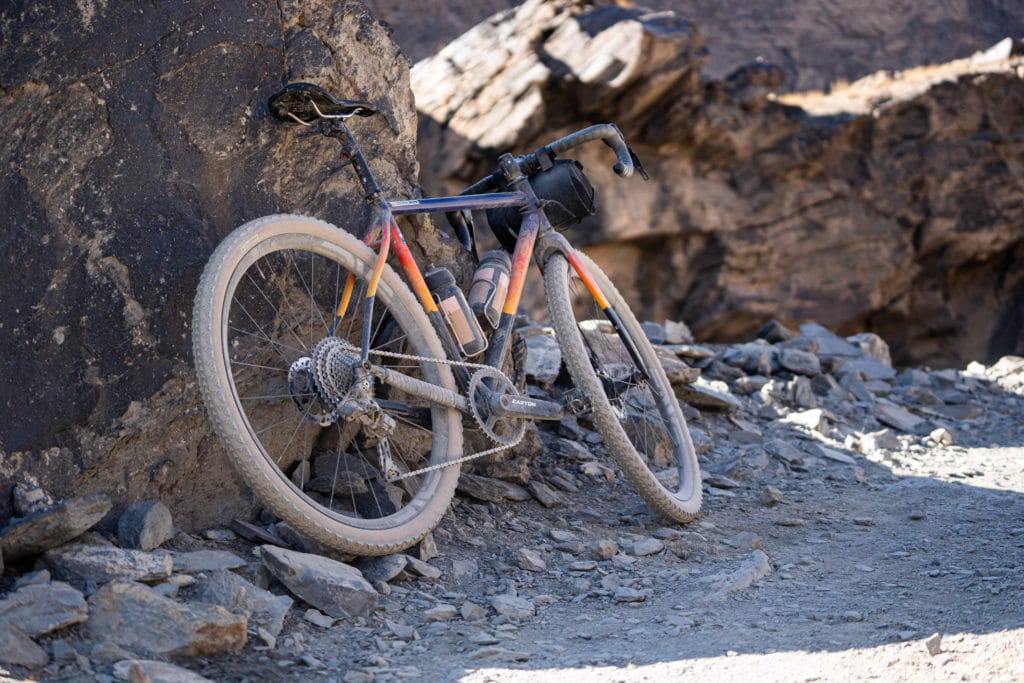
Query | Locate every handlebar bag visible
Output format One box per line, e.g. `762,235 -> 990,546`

486,159 -> 597,253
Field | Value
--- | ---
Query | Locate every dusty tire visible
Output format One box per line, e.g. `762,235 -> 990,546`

544,250 -> 702,521
192,214 -> 461,555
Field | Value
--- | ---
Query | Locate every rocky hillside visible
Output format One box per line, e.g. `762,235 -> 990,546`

413,0 -> 1024,369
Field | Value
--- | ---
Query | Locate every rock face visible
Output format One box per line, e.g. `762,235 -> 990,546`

413,0 -> 1024,368
0,1 -> 464,526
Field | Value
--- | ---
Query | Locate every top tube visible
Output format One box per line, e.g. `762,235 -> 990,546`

387,191 -> 528,216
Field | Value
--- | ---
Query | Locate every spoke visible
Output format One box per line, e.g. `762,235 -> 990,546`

245,267 -> 310,353
240,392 -> 316,401
231,359 -> 291,373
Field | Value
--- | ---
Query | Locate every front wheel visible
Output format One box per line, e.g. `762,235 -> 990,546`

544,250 -> 702,521
192,214 -> 462,555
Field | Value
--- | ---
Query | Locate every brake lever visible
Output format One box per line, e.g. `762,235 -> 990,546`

628,146 -> 650,181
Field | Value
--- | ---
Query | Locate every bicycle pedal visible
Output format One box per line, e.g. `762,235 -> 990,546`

560,388 -> 592,416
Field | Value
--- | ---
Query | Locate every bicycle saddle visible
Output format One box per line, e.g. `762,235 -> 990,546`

269,82 -> 377,123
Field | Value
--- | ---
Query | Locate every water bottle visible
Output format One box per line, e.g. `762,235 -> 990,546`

468,250 -> 511,329
424,266 -> 487,357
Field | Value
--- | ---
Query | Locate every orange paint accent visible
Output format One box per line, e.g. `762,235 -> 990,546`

335,273 -> 357,320
502,215 -> 539,315
566,249 -> 610,310
390,223 -> 438,313
366,220 -> 392,298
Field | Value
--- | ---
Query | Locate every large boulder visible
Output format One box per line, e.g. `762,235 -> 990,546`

413,0 -> 1024,368
0,1 -> 464,527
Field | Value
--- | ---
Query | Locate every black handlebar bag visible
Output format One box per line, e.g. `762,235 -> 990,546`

486,159 -> 597,253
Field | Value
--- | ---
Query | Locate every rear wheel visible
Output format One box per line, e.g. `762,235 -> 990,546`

192,214 -> 461,555
544,250 -> 702,521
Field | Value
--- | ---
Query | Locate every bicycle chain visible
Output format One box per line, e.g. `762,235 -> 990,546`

328,340 -> 527,481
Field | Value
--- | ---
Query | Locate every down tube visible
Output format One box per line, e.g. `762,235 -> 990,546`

483,212 -> 540,370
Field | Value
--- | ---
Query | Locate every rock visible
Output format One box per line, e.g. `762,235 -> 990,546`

171,550 -> 247,574
0,621 -> 49,669
765,439 -> 805,465
925,632 -> 943,656
0,0 -> 450,532
228,519 -> 286,547
706,550 -> 772,599
0,580 -> 88,636
201,529 -> 238,543
873,399 -> 926,433
468,646 -> 531,662
838,357 -> 898,382
418,532 -> 439,562
722,342 -> 777,375
779,348 -> 821,376
781,408 -> 827,431
117,501 -> 174,551
590,539 -> 619,561
11,477 -> 56,517
526,480 -> 564,508
612,587 -> 647,603
42,544 -> 173,587
516,548 -> 546,572
704,474 -> 742,489
757,320 -> 796,343
760,485 -> 784,506
404,556 -> 443,581
86,581 -> 246,657
189,570 -> 293,638
629,538 -> 665,557
798,324 -> 863,358
523,332 -> 562,385
358,554 -> 410,584
423,604 -> 458,622
725,531 -> 762,551
664,320 -> 694,345
113,659 -> 213,683
928,426 -> 956,446
675,378 -> 744,412
788,376 -> 817,408
0,492 -> 111,562
490,594 -> 535,619
457,473 -> 531,503
461,601 -> 487,621
804,443 -> 857,465
840,372 -> 875,403
303,609 -> 335,629
847,333 -> 892,366
641,321 -> 668,344
258,546 -> 377,619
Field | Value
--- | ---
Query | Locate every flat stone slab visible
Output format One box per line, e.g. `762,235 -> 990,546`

172,549 -> 248,574
0,493 -> 111,562
0,621 -> 49,669
874,399 -> 926,433
259,545 -> 377,619
0,580 -> 87,637
42,544 -> 173,586
86,581 -> 246,657
674,378 -> 744,412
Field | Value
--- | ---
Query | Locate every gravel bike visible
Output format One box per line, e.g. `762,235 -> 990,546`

192,83 -> 702,556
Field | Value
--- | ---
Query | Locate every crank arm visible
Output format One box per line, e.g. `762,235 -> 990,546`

487,392 -> 565,421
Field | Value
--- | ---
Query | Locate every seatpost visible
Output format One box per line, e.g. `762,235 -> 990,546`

323,121 -> 382,200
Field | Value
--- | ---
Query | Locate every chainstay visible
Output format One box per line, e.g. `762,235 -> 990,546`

336,340 -> 527,481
